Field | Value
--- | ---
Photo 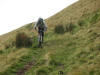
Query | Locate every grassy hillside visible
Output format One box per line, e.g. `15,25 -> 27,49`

0,0 -> 100,75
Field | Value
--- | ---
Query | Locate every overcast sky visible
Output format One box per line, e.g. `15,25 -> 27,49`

0,0 -> 78,35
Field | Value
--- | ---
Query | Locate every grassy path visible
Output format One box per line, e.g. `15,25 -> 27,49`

16,61 -> 35,75
44,52 -> 51,66
16,51 -> 51,75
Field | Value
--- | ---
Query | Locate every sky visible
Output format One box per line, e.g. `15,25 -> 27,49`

0,0 -> 78,35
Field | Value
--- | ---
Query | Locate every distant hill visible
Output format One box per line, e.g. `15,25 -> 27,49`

0,0 -> 100,75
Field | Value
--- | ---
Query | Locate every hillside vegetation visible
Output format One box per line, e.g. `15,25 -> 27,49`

0,0 -> 100,75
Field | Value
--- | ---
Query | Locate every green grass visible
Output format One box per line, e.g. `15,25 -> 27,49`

25,9 -> 100,75
0,47 -> 46,75
0,0 -> 100,75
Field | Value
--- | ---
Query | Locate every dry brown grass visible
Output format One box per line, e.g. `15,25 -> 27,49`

0,0 -> 100,50
0,0 -> 100,74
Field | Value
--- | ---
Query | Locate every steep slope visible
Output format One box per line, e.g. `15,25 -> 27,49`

46,0 -> 100,27
0,0 -> 100,75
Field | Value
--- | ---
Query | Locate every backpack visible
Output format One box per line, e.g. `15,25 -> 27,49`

38,19 -> 44,32
38,18 -> 44,27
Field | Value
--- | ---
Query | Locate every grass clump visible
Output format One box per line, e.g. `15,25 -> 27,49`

65,23 -> 75,32
90,11 -> 100,24
65,23 -> 81,34
78,20 -> 89,27
15,32 -> 32,48
0,50 -> 3,54
54,25 -> 65,34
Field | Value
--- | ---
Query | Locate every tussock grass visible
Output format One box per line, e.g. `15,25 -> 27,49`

0,0 -> 100,75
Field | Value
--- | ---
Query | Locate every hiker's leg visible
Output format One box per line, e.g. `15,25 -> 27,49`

38,33 -> 40,42
42,32 -> 44,43
38,32 -> 42,48
38,32 -> 41,47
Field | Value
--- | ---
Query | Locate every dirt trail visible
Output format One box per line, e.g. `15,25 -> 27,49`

16,52 -> 51,75
45,52 -> 50,60
44,52 -> 51,65
16,61 -> 35,75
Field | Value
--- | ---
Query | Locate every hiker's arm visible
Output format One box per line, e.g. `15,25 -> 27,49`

43,21 -> 47,31
34,22 -> 38,30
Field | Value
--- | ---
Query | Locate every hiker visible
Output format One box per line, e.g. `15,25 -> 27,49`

34,18 -> 47,47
